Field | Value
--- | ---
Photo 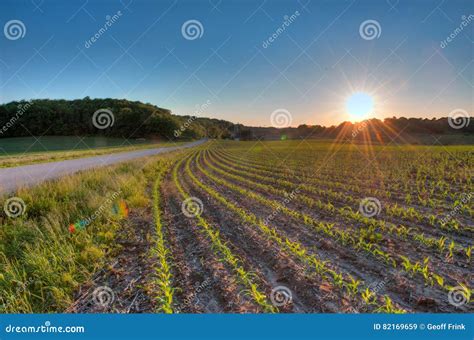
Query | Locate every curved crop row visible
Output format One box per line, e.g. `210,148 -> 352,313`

216,150 -> 472,230
207,150 -> 471,262
151,160 -> 175,313
199,150 -> 458,293
218,149 -> 472,213
187,150 -> 404,313
172,153 -> 277,313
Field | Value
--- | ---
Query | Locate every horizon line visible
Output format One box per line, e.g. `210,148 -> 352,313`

1,96 -> 470,130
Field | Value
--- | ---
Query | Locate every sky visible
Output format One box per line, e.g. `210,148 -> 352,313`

0,0 -> 472,127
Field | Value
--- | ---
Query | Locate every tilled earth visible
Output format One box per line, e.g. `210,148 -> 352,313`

70,145 -> 473,313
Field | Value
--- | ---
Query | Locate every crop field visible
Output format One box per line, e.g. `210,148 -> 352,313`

0,140 -> 472,313
152,141 -> 473,313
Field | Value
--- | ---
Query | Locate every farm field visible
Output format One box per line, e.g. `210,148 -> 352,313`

152,140 -> 473,313
0,136 -> 184,168
0,140 -> 472,313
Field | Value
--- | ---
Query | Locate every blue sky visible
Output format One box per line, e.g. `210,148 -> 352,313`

0,0 -> 472,126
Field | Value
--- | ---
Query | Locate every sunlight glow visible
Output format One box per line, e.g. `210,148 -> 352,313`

346,93 -> 374,121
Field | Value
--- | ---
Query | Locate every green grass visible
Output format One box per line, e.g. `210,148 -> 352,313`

0,150 -> 182,312
0,136 -> 185,168
0,136 -> 151,155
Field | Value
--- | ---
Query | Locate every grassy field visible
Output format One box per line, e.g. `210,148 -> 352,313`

0,140 -> 472,313
0,136 -> 184,168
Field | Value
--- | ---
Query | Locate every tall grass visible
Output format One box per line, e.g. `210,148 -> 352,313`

0,152 -> 179,312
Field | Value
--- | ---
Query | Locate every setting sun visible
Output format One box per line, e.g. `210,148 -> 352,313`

346,93 -> 374,121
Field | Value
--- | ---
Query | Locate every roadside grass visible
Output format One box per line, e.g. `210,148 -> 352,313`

0,136 -> 149,154
0,138 -> 186,168
0,151 -> 181,313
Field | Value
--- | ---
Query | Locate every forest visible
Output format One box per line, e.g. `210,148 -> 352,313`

0,98 -> 471,142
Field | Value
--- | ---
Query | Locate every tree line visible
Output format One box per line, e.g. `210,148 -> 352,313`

0,98 -> 471,142
0,98 -> 233,140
